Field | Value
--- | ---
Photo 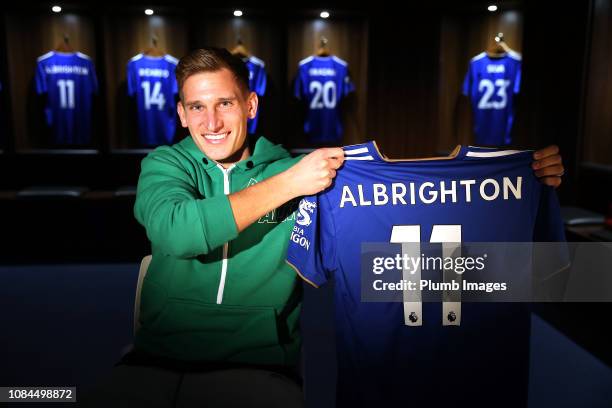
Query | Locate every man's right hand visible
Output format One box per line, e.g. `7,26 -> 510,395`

228,147 -> 344,233
287,148 -> 345,197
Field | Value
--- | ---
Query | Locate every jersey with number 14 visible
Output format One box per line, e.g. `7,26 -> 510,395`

35,51 -> 98,145
462,52 -> 522,146
127,54 -> 179,146
294,55 -> 354,142
286,142 -> 565,407
244,55 -> 267,135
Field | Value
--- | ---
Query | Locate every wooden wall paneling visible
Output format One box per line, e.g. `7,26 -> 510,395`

193,17 -> 283,85
438,16 -> 467,153
366,13 -> 440,159
471,11 -> 523,56
583,0 -> 612,166
520,4 -> 588,151
519,2 -> 591,208
5,13 -> 97,150
193,16 -> 285,145
287,17 -> 368,148
104,14 -> 188,149
0,15 -> 10,153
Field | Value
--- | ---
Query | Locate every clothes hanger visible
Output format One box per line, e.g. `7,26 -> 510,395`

315,36 -> 331,57
231,37 -> 250,59
486,32 -> 510,58
143,35 -> 164,57
55,33 -> 74,53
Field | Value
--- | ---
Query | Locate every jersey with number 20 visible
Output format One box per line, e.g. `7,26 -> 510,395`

286,142 -> 565,407
294,55 -> 354,143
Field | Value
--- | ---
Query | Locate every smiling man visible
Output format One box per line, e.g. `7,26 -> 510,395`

120,48 -> 342,408
82,47 -> 564,408
133,49 -> 341,364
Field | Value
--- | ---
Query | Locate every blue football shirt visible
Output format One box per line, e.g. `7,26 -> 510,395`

294,55 -> 355,143
462,52 -> 522,146
287,142 -> 566,407
244,55 -> 267,135
127,54 -> 179,146
35,51 -> 98,145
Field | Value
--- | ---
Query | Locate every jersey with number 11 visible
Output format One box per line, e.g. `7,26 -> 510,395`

286,142 -> 565,407
127,54 -> 179,146
35,51 -> 98,145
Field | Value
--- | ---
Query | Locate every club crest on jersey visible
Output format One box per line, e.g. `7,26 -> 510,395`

297,199 -> 317,227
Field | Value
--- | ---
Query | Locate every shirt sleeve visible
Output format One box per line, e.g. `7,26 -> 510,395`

532,185 -> 570,288
533,186 -> 566,242
127,62 -> 135,96
293,67 -> 305,100
255,67 -> 267,96
343,66 -> 355,96
134,148 -> 239,258
513,62 -> 522,94
35,61 -> 47,94
172,72 -> 178,96
170,61 -> 179,96
286,193 -> 337,288
90,61 -> 99,94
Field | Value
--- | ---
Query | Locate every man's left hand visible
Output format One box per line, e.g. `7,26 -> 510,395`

532,145 -> 564,188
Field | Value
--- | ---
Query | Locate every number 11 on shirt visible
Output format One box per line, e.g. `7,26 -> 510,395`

390,225 -> 462,326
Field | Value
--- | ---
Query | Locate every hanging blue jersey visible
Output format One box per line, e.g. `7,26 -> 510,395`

127,54 -> 179,146
462,52 -> 522,146
287,142 -> 566,407
244,55 -> 267,135
294,55 -> 355,143
35,51 -> 98,145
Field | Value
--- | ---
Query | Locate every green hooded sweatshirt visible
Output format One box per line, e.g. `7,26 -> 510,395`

134,136 -> 302,366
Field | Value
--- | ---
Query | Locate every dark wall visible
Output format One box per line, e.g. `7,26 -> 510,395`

579,0 -> 612,214
366,11 -> 440,159
519,1 -> 612,213
519,2 -> 589,155
0,2 -> 609,262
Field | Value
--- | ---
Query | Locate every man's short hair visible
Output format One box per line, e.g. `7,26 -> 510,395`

176,47 -> 250,100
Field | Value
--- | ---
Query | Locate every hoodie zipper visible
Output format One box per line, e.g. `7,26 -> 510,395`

216,163 -> 235,304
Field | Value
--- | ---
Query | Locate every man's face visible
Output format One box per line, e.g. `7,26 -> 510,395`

177,68 -> 257,166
